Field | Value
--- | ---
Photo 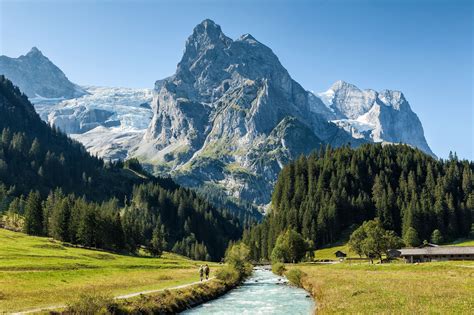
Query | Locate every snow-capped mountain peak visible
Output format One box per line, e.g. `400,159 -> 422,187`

316,81 -> 434,156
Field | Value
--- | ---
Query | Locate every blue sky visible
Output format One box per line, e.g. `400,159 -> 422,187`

0,0 -> 472,159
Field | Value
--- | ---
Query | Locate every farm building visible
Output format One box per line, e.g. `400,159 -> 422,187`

390,246 -> 474,263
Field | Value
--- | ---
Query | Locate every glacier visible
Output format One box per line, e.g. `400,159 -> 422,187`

33,86 -> 153,161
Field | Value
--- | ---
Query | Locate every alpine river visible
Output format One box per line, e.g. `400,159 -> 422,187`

184,267 -> 315,314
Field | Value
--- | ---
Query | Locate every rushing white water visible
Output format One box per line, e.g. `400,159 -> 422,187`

184,267 -> 315,314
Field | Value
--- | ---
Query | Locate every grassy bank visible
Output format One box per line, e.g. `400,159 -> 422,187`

289,261 -> 474,314
63,243 -> 252,314
58,277 -> 239,314
0,228 -> 220,313
63,274 -> 240,314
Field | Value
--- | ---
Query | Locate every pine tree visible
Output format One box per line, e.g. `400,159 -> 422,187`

403,227 -> 420,247
430,229 -> 443,244
147,225 -> 165,257
23,191 -> 43,235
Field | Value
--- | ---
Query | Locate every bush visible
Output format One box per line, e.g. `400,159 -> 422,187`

286,268 -> 306,288
215,266 -> 240,285
224,243 -> 252,279
272,262 -> 286,276
66,291 -> 118,314
1,211 -> 24,231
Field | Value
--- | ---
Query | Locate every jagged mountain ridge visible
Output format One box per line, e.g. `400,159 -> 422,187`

0,47 -> 85,99
135,19 -> 360,208
314,80 -> 434,156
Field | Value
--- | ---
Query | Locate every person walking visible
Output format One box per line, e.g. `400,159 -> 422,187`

204,264 -> 210,280
199,265 -> 204,281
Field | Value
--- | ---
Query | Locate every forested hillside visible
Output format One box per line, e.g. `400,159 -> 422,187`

0,76 -> 242,260
243,144 -> 473,261
0,75 -> 156,200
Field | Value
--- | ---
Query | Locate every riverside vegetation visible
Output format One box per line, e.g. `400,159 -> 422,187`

63,243 -> 252,314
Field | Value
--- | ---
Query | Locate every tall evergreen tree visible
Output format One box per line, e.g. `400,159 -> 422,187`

23,191 -> 43,235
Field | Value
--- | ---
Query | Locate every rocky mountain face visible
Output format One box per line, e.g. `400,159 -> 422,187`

135,19 -> 359,208
315,80 -> 434,156
0,47 -> 85,99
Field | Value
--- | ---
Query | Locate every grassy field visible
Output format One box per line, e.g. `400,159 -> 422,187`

292,261 -> 474,314
300,238 -> 474,313
0,228 -> 219,313
314,243 -> 354,260
452,238 -> 474,246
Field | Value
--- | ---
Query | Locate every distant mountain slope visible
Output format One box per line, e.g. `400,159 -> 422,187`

0,47 -> 85,99
314,80 -> 434,156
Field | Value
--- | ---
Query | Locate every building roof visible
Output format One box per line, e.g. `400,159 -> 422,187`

418,243 -> 439,248
398,246 -> 474,256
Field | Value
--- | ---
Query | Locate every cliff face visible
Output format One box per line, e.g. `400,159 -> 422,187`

317,80 -> 434,156
136,19 -> 357,207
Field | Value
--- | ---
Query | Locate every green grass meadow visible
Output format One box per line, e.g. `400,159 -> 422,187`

294,261 -> 474,314
297,238 -> 474,314
0,228 -> 219,312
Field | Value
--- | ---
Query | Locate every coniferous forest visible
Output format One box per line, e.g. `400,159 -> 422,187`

243,144 -> 474,261
0,76 -> 242,260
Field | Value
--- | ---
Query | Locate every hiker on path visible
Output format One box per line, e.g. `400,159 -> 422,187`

204,264 -> 210,280
199,265 -> 204,281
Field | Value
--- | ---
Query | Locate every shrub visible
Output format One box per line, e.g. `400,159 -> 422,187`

224,243 -> 252,279
1,211 -> 24,231
272,262 -> 286,276
66,291 -> 118,314
286,268 -> 306,288
215,266 -> 240,285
